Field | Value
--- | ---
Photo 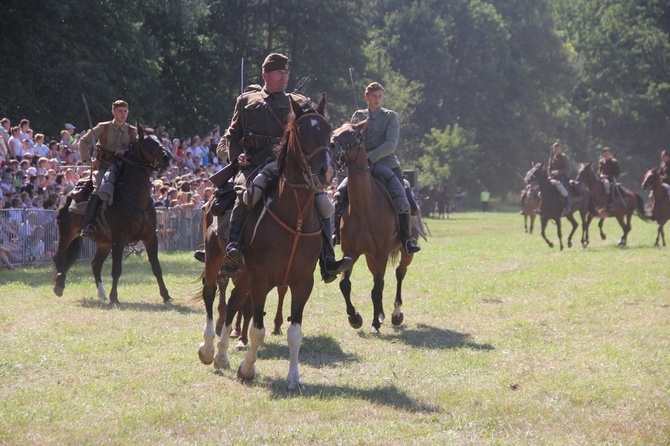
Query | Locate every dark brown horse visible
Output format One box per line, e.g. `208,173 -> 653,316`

525,163 -> 593,250
641,167 -> 670,246
520,183 -> 540,234
576,162 -> 648,247
53,126 -> 173,304
330,121 -> 418,333
197,95 -> 333,390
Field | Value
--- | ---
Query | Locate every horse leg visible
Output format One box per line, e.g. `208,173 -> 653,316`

529,214 -> 535,235
53,209 -> 82,296
237,297 -> 252,349
599,218 -> 607,240
617,215 -> 629,247
143,234 -> 171,303
556,218 -> 564,251
272,286 -> 287,335
661,222 -> 666,247
540,217 -> 554,249
284,278 -> 313,390
365,254 -> 387,333
566,215 -> 578,248
108,238 -> 125,305
90,246 -> 110,301
392,252 -> 413,327
339,265 -> 363,329
524,215 -> 528,233
238,295 -> 267,384
198,273 -> 219,366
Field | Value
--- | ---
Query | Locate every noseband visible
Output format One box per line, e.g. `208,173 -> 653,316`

332,127 -> 365,172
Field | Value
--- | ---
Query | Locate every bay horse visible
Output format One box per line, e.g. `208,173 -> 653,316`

197,94 -> 333,390
525,163 -> 593,250
576,162 -> 648,247
53,126 -> 173,304
641,167 -> 669,246
330,121 -> 418,333
520,183 -> 540,234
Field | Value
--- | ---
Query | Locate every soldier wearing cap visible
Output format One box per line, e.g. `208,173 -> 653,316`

342,82 -> 420,254
597,147 -> 620,208
548,142 -> 571,214
206,53 -> 351,280
77,100 -> 136,238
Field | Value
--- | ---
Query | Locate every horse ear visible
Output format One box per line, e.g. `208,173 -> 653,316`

137,121 -> 144,137
316,93 -> 327,116
353,120 -> 367,133
290,95 -> 302,118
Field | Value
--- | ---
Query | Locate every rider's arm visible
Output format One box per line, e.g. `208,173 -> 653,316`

365,111 -> 399,164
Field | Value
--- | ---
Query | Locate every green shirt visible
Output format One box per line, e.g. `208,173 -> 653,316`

351,107 -> 401,171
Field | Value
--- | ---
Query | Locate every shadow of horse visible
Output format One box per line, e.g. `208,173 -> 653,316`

77,297 -> 198,314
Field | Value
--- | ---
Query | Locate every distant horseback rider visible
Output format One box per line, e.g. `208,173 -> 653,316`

77,100 -> 136,239
209,53 -> 351,281
597,147 -> 621,208
548,142 -> 571,214
657,150 -> 670,199
335,82 -> 420,255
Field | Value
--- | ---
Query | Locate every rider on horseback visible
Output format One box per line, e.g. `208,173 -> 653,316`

548,142 -> 572,215
597,147 -> 621,209
334,82 -> 420,255
195,53 -> 351,282
77,100 -> 136,239
657,150 -> 670,199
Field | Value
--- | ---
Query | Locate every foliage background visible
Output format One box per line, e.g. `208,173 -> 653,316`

2,0 -> 669,197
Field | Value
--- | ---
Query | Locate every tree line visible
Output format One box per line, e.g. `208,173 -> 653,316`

2,0 -> 668,197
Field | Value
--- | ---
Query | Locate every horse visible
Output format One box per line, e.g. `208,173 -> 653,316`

576,162 -> 648,247
52,126 -> 173,304
641,167 -> 670,246
525,163 -> 593,250
520,183 -> 540,234
197,94 -> 333,390
330,121 -> 419,333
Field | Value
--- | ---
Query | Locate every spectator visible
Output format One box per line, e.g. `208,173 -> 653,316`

59,130 -> 71,150
47,140 -> 59,159
0,118 -> 10,148
64,124 -> 76,143
8,126 -> 22,159
481,188 -> 490,212
1,171 -> 17,197
18,119 -> 34,150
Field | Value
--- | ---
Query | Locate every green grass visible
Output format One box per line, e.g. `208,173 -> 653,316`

1,212 -> 669,445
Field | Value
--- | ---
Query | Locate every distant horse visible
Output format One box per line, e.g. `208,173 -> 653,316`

520,183 -> 540,234
525,163 -> 593,250
53,126 -> 173,304
641,167 -> 670,246
331,121 -> 418,332
419,185 -> 438,218
576,162 -> 648,247
198,94 -> 333,390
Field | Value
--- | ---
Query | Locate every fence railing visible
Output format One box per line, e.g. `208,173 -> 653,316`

0,207 -> 205,268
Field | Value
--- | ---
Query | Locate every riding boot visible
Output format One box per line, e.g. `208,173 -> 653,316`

80,194 -> 102,239
399,212 -> 421,254
562,196 -> 571,215
319,217 -> 353,283
193,244 -> 205,263
223,220 -> 244,276
332,199 -> 343,246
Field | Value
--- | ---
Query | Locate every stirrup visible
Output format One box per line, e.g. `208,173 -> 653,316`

404,240 -> 421,255
80,224 -> 96,239
193,250 -> 205,263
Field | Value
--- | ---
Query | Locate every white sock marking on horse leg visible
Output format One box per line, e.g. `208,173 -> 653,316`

240,325 -> 264,378
286,323 -> 303,390
214,323 -> 232,369
97,282 -> 108,301
199,317 -> 215,364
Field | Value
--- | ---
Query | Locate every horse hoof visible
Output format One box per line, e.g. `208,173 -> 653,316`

229,329 -> 239,338
349,313 -> 363,329
370,325 -> 380,334
392,312 -> 404,326
567,241 -> 573,248
213,354 -> 230,370
271,329 -> 282,336
548,243 -> 554,249
234,340 -> 248,351
237,363 -> 255,383
53,285 -> 64,297
198,344 -> 214,366
163,296 -> 173,304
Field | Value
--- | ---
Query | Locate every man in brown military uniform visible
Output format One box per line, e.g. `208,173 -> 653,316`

597,147 -> 621,208
548,142 -> 571,214
77,100 -> 136,238
215,53 -> 351,280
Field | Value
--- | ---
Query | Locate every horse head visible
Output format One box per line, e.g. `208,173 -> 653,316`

131,124 -> 173,172
576,162 -> 595,184
278,94 -> 333,189
524,162 -> 545,185
330,120 -> 366,171
641,167 -> 659,192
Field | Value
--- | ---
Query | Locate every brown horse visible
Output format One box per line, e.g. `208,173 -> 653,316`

52,126 -> 173,304
197,94 -> 333,390
330,121 -> 418,333
525,163 -> 593,250
641,167 -> 670,246
576,162 -> 648,247
520,183 -> 540,234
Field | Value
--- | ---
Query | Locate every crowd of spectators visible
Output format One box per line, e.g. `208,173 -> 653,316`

0,117 -> 226,269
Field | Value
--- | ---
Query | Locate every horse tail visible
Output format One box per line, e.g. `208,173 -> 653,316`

635,193 -> 651,222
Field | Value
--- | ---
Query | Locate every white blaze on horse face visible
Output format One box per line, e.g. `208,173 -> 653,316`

310,118 -> 319,128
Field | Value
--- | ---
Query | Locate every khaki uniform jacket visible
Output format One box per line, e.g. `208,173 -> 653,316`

351,107 -> 401,171
218,88 -> 306,168
78,121 -> 137,166
549,152 -> 570,182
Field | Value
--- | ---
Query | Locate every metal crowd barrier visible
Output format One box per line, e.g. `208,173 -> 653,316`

0,207 -> 205,268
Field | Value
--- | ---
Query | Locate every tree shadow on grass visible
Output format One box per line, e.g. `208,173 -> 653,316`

360,323 -> 495,351
261,377 -> 441,413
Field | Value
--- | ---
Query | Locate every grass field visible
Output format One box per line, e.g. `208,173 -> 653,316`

1,211 -> 669,445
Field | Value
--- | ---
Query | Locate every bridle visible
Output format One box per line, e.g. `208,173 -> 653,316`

120,133 -> 172,173
331,125 -> 366,173
284,111 -> 331,190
